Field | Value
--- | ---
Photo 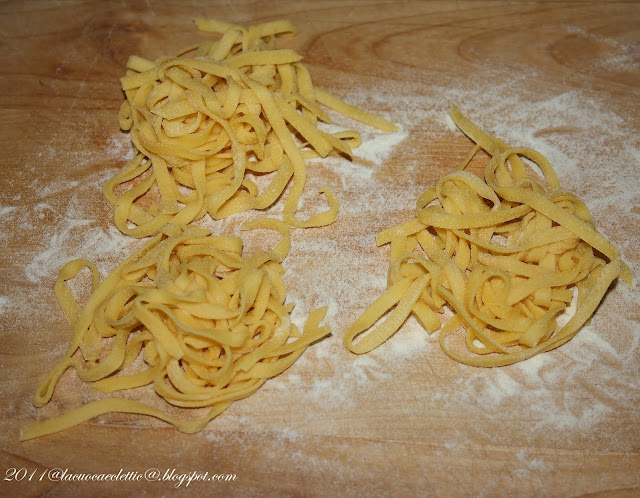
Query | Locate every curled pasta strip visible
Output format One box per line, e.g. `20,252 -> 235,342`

22,221 -> 330,440
344,106 -> 632,366
106,18 -> 398,237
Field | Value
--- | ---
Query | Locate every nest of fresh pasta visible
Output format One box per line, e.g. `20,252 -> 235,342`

22,221 -> 330,440
344,106 -> 631,366
106,19 -> 397,237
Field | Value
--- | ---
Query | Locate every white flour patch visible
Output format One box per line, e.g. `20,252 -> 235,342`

353,127 -> 409,165
0,296 -> 9,315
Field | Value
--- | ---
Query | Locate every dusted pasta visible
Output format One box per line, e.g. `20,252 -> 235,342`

344,106 -> 632,366
106,19 -> 398,237
21,220 -> 330,440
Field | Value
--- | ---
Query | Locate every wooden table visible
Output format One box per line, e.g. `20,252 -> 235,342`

1,1 -> 639,496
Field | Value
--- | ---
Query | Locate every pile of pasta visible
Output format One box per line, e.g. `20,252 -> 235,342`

344,106 -> 632,366
106,18 -> 397,237
21,221 -> 330,440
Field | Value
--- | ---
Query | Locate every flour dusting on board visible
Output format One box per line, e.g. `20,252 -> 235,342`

0,141 -> 138,336
353,127 -> 409,165
0,296 -> 9,316
6,69 -> 639,451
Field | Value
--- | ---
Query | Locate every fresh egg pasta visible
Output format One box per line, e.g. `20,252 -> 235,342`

22,220 -> 330,440
106,19 -> 398,237
344,106 -> 632,366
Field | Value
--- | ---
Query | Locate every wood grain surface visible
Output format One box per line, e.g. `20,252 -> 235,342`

1,1 -> 639,496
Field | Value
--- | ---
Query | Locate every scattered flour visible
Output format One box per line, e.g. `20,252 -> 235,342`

565,25 -> 640,73
1,134 -> 139,338
0,206 -> 17,216
0,296 -> 8,316
353,126 -> 409,165
25,223 -> 137,284
105,133 -> 135,161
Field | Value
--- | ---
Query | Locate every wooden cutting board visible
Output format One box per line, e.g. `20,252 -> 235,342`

1,1 -> 639,496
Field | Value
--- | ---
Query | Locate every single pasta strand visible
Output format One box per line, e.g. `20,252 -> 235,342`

343,106 -> 632,367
